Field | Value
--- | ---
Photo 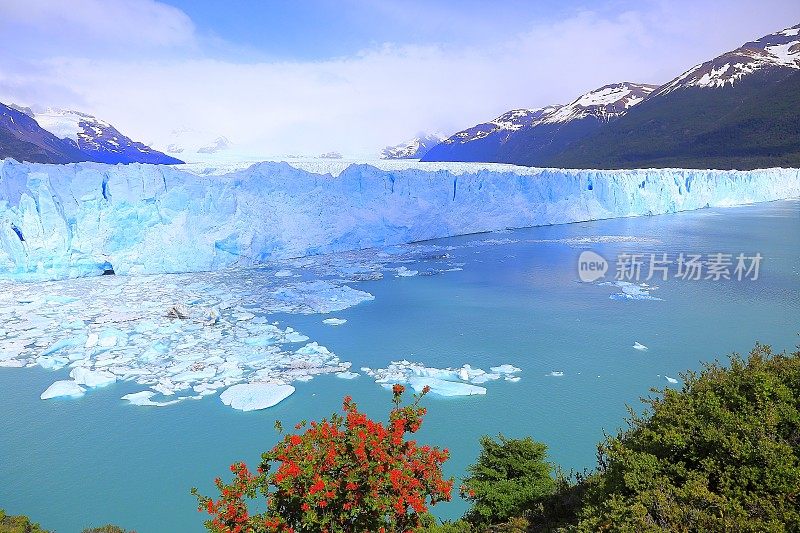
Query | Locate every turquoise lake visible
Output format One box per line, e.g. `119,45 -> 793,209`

1,199 -> 799,532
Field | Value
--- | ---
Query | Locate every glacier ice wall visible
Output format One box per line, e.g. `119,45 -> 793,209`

1,159 -> 798,280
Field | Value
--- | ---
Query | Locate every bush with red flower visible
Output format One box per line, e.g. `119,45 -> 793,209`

193,384 -> 453,532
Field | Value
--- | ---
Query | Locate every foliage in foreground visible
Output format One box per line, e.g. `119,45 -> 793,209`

0,509 -> 50,533
564,343 -> 800,531
194,384 -> 453,532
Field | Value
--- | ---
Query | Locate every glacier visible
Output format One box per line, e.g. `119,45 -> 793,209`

1,158 -> 798,280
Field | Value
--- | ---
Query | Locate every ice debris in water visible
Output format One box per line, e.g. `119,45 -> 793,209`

633,341 -> 648,351
362,360 -> 521,396
220,383 -> 295,412
548,371 -> 565,377
0,229 -> 476,410
665,375 -> 679,384
322,318 -> 347,326
1,272 -> 358,410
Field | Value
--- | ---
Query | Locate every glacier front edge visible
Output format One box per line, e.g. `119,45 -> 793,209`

1,159 -> 798,281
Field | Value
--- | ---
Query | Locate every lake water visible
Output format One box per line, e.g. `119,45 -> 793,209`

1,199 -> 799,532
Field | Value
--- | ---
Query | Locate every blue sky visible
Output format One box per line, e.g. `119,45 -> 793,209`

1,0 -> 799,157
161,0 -> 579,60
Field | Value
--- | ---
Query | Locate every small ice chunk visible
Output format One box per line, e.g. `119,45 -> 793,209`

70,367 -> 117,388
41,380 -> 85,399
274,269 -> 293,277
220,383 -> 295,411
395,266 -> 419,277
504,375 -> 521,382
323,318 -> 347,326
633,342 -> 648,351
548,371 -> 564,377
336,371 -> 359,379
665,375 -> 678,384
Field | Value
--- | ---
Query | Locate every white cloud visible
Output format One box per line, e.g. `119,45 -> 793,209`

0,0 -> 798,157
0,0 -> 196,52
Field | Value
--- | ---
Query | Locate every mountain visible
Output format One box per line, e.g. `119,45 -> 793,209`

422,82 -> 657,164
32,108 -> 183,164
162,128 -> 232,161
380,133 -> 446,159
0,102 -> 86,164
549,23 -> 800,170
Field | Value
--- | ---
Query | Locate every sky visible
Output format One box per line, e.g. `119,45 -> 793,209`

0,0 -> 799,158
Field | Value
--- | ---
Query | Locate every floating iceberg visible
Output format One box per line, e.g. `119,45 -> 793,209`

602,281 -> 662,301
322,318 -> 347,326
665,376 -> 679,384
633,342 -> 648,351
122,391 -> 180,407
41,380 -> 85,399
1,160 -> 797,280
490,364 -> 522,374
220,383 -> 295,411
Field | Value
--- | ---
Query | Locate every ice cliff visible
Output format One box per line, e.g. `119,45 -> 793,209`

1,159 -> 798,280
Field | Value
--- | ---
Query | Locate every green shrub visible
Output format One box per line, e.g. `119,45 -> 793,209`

460,435 -> 556,526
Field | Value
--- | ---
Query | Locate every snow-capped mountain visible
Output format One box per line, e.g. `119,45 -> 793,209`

550,23 -> 800,170
380,133 -> 446,159
0,102 -> 86,164
655,24 -> 800,95
32,108 -> 182,165
422,82 -> 655,164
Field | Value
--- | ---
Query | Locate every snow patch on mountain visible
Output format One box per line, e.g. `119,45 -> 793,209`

655,23 -> 800,95
541,82 -> 659,124
441,106 -> 560,146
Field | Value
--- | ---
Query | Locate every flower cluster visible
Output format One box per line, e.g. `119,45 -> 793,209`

193,385 -> 452,532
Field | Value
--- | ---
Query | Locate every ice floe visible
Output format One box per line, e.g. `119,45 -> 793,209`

362,360 -> 520,396
41,380 -> 85,399
322,318 -> 347,326
665,375 -> 679,384
632,342 -> 648,351
220,383 -> 295,411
